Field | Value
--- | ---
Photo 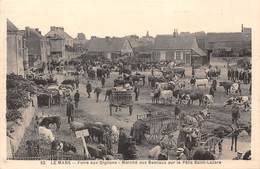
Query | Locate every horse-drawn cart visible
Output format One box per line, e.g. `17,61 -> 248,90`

109,90 -> 133,116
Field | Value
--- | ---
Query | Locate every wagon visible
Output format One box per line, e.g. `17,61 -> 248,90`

109,90 -> 133,116
136,112 -> 177,147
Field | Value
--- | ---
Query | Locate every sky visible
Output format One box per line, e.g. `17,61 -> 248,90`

3,0 -> 255,38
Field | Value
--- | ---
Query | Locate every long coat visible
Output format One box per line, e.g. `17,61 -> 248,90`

66,102 -> 74,117
118,132 -> 128,154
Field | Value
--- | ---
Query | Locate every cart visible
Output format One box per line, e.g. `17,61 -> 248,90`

109,90 -> 133,116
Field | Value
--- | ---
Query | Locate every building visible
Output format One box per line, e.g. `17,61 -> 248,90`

206,32 -> 246,57
87,37 -> 133,61
73,33 -> 89,56
7,19 -> 28,76
134,42 -> 154,63
45,26 -> 74,61
179,31 -> 207,50
152,35 -> 208,66
23,27 -> 50,69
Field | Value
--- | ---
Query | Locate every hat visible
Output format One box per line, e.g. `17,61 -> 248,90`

176,148 -> 184,153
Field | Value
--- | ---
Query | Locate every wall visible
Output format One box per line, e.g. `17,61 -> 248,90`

7,33 -> 25,76
6,96 -> 38,159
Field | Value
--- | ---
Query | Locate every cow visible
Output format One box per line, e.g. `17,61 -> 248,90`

38,126 -> 55,143
151,89 -> 173,105
224,96 -> 251,111
39,116 -> 61,130
172,89 -> 191,104
186,90 -> 204,105
219,81 -> 240,95
201,94 -> 214,108
180,109 -> 210,128
192,147 -> 216,160
51,140 -> 77,153
194,78 -> 209,88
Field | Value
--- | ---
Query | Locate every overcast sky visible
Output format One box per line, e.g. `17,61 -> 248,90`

4,0 -> 255,38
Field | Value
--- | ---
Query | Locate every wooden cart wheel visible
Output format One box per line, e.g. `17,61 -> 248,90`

202,136 -> 222,159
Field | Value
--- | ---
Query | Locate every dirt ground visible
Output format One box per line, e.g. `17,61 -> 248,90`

15,57 -> 251,160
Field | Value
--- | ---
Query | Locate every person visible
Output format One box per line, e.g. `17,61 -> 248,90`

190,76 -> 196,86
94,86 -> 102,102
174,106 -> 181,120
231,122 -> 240,152
118,128 -> 128,155
209,86 -> 215,97
232,105 -> 240,124
212,79 -> 217,91
101,76 -> 105,88
151,68 -> 154,76
75,78 -> 79,89
86,81 -> 92,98
74,90 -> 80,110
66,98 -> 74,124
124,137 -> 137,160
133,83 -> 140,101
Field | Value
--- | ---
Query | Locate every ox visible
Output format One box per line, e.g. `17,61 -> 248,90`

38,126 -> 55,143
151,89 -> 173,105
51,140 -> 77,153
219,82 -> 241,95
194,78 -> 209,88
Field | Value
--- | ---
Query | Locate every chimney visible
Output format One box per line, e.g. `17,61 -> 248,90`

25,27 -> 30,36
50,26 -> 56,31
105,36 -> 110,41
241,24 -> 244,32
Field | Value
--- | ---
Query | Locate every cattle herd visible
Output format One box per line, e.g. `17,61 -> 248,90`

19,58 -> 252,161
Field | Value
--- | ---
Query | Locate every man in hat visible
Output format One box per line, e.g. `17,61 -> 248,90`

86,81 -> 92,98
175,106 -> 181,120
74,90 -> 80,110
66,98 -> 74,124
209,86 -> 215,97
94,86 -> 102,102
133,82 -> 140,101
101,76 -> 106,88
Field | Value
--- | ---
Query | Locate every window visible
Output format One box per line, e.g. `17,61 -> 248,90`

175,51 -> 181,60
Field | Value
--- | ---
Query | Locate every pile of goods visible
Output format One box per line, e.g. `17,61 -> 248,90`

6,73 -> 37,122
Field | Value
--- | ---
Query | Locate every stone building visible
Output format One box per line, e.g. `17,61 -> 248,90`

152,35 -> 208,66
45,26 -> 74,61
23,27 -> 50,69
7,19 -> 28,76
87,37 -> 133,61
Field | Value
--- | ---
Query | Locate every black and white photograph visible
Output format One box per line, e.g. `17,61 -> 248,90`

2,0 -> 259,165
